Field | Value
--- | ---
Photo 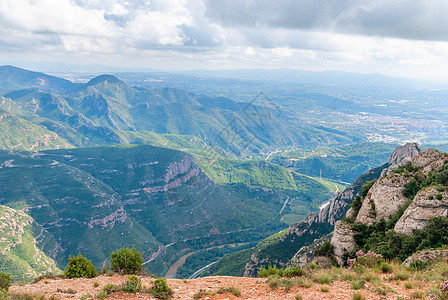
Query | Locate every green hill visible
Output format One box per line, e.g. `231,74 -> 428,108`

1,67 -> 358,156
0,205 -> 61,281
270,142 -> 398,183
0,145 -> 339,277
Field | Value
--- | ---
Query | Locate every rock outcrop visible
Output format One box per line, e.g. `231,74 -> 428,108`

394,186 -> 448,234
355,174 -> 411,225
244,161 -> 387,274
381,142 -> 422,176
331,143 -> 425,264
331,222 -> 357,265
402,249 -> 448,268
287,234 -> 332,268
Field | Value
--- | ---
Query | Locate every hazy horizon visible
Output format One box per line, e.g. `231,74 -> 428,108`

1,1 -> 448,81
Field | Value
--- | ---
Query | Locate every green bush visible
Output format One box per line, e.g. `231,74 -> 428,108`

258,265 -> 304,278
409,260 -> 430,271
436,193 -> 443,200
362,180 -> 376,198
123,275 -> 141,293
0,272 -> 12,291
103,284 -> 119,295
64,253 -> 97,279
110,247 -> 143,275
380,262 -> 391,273
150,278 -> 173,300
315,241 -> 334,257
0,289 -> 9,300
283,266 -> 304,278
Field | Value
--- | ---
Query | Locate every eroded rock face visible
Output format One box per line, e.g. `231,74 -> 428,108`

381,143 -> 421,177
411,149 -> 447,173
356,149 -> 445,226
402,249 -> 448,268
331,221 -> 356,265
355,174 -> 411,225
395,186 -> 448,235
287,234 -> 332,268
243,253 -> 284,277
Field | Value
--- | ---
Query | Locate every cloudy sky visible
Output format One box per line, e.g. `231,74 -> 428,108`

1,0 -> 448,79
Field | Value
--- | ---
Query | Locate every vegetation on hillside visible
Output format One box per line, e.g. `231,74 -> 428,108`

270,142 -> 397,183
344,160 -> 448,263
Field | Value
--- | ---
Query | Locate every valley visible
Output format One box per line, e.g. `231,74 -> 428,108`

1,65 -> 448,283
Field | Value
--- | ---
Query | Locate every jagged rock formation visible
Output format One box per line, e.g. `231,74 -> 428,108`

242,160 -> 388,276
395,186 -> 448,234
381,142 -> 422,176
402,249 -> 448,268
287,234 -> 332,268
355,174 -> 411,225
331,143 -> 425,264
331,222 -> 357,265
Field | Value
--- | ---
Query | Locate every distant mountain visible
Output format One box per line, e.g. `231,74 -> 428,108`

182,68 -> 416,87
1,67 -> 358,156
0,65 -> 76,95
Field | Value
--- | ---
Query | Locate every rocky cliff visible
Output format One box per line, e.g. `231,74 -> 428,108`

241,154 -> 390,275
331,145 -> 448,265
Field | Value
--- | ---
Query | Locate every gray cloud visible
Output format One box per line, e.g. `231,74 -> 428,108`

204,0 -> 448,42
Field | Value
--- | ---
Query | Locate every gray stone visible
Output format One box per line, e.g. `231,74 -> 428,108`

395,186 -> 448,235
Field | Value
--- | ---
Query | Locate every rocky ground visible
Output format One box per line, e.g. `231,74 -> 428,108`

10,274 -> 429,299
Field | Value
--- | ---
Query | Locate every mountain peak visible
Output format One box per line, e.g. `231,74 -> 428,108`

85,74 -> 123,86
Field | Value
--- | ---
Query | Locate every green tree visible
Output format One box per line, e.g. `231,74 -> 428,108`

65,253 -> 97,279
110,247 -> 143,274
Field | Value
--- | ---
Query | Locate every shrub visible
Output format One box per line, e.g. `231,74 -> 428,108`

315,241 -> 334,257
297,278 -> 313,288
410,260 -> 430,271
439,280 -> 448,300
312,270 -> 333,284
258,265 -> 279,277
110,247 -> 143,275
103,284 -> 119,295
56,288 -> 77,294
351,280 -> 365,290
80,294 -> 92,300
95,290 -> 108,299
64,253 -> 97,279
258,265 -> 303,278
320,286 -> 329,292
436,194 -> 443,200
362,180 -> 376,198
348,250 -> 384,271
428,195 -> 434,200
216,287 -> 240,296
124,275 -> 141,293
283,266 -> 304,277
352,291 -> 365,300
0,272 -> 12,291
150,278 -> 173,299
394,270 -> 411,280
0,289 -> 9,300
380,262 -> 391,273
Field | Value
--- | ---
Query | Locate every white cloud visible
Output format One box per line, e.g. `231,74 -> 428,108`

1,0 -> 448,80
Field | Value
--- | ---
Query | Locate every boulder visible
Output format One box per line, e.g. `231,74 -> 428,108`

331,221 -> 356,265
395,186 -> 448,235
